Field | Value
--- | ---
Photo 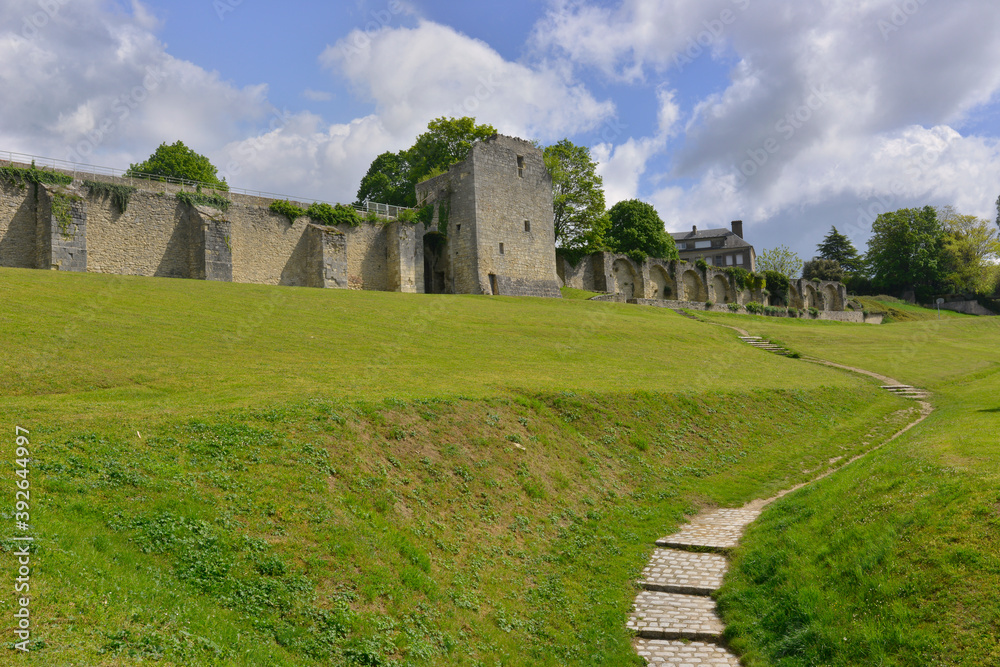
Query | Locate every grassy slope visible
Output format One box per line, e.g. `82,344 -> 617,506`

0,268 -> 917,665
697,311 -> 1000,666
853,296 -> 974,323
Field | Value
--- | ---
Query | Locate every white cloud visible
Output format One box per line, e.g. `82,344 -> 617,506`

303,89 -> 333,102
534,0 -> 1000,257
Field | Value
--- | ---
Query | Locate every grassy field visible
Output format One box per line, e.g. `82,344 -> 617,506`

853,295 -> 974,323
1,267 -> 993,665
697,310 -> 1000,665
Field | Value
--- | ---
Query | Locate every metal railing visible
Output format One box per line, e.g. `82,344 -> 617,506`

0,149 -> 411,217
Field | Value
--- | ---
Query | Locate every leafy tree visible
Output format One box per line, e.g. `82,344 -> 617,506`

816,226 -> 861,274
937,206 -> 1000,294
355,152 -> 412,207
407,117 -> 496,185
865,206 -> 947,301
543,139 -> 606,249
802,258 -> 844,282
605,200 -> 677,262
356,117 -> 496,208
756,245 -> 803,278
127,141 -> 228,190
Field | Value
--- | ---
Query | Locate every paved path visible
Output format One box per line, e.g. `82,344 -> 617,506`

629,318 -> 934,665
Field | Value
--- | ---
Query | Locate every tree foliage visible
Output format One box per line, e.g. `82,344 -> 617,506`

543,139 -> 606,249
865,206 -> 947,301
938,206 -> 1000,295
802,258 -> 844,282
756,245 -> 803,278
355,117 -> 496,208
605,200 -> 677,262
816,226 -> 861,274
128,141 -> 228,190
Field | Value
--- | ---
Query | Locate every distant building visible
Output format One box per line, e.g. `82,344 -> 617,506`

670,221 -> 756,272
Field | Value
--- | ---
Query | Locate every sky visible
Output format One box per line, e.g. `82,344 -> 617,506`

3,0 -> 1000,261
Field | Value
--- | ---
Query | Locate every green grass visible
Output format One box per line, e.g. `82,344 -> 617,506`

558,286 -> 602,300
854,295 -> 973,322
3,268 -> 994,665
697,310 -> 1000,665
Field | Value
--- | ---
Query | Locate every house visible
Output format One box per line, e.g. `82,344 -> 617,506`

670,220 -> 756,272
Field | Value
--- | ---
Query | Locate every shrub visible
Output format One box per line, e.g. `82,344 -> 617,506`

704,301 -> 713,308
175,191 -> 230,212
787,307 -> 797,315
695,258 -> 708,271
727,303 -> 741,312
306,202 -> 361,227
269,200 -> 306,224
745,301 -> 764,314
396,208 -> 418,223
809,307 -> 819,316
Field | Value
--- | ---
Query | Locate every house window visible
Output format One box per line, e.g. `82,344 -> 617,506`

524,220 -> 531,232
678,242 -> 687,250
726,255 -> 734,266
516,156 -> 524,178
705,256 -> 713,266
695,240 -> 712,249
736,254 -> 744,265
499,243 -> 505,255
715,255 -> 724,266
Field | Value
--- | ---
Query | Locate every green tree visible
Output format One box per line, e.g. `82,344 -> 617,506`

865,206 -> 947,301
937,206 -> 1000,294
756,245 -> 803,278
816,226 -> 861,274
802,258 -> 844,282
543,139 -> 606,249
355,151 -> 412,207
127,141 -> 228,190
605,200 -> 677,262
355,117 -> 496,208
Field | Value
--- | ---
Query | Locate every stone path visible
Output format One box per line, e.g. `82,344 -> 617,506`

628,323 -> 935,666
739,335 -> 792,356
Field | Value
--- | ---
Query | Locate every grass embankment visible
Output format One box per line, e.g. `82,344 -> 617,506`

698,311 -> 1000,666
853,295 -> 972,323
0,268 -> 909,666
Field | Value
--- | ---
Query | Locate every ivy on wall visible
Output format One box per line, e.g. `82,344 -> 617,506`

83,180 -> 137,214
269,200 -> 306,224
437,197 -> 451,235
0,163 -> 72,188
176,191 -> 231,212
50,191 -> 82,238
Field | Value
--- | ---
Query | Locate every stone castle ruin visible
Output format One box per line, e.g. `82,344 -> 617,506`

0,136 -> 858,318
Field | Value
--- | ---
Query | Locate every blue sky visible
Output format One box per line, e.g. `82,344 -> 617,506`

3,0 -> 1000,262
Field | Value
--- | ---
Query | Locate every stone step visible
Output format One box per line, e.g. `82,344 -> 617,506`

657,508 -> 762,551
627,590 -> 725,640
639,549 -> 728,596
634,639 -> 742,666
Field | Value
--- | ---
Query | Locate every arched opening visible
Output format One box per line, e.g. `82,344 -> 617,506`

822,284 -> 842,311
711,274 -> 732,303
649,264 -> 673,300
422,232 -> 447,294
612,258 -> 638,299
681,269 -> 707,302
804,284 -> 821,309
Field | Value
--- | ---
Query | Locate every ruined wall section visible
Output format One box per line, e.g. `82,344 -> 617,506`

38,184 -> 87,272
471,136 -> 561,298
0,181 -> 38,268
417,162 -> 479,294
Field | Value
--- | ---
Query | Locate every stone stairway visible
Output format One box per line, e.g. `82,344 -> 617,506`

738,335 -> 790,356
629,506 -> 766,666
880,384 -> 931,400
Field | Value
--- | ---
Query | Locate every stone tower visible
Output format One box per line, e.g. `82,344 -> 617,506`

415,135 -> 562,297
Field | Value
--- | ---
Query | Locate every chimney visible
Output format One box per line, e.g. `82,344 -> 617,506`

692,225 -> 697,234
731,220 -> 744,239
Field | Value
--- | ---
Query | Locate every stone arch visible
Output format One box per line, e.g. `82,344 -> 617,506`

649,264 -> 674,300
803,283 -> 821,309
612,258 -> 640,299
821,283 -> 842,311
788,282 -> 804,309
711,274 -> 733,303
681,269 -> 707,302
